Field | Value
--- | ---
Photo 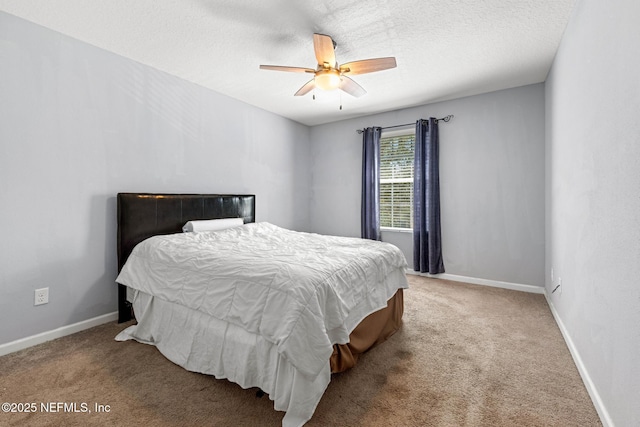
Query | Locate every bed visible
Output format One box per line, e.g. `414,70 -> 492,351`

114,193 -> 408,426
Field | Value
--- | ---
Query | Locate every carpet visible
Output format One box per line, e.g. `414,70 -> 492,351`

0,275 -> 601,426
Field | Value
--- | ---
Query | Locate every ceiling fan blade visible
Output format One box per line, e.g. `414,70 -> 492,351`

313,33 -> 336,68
340,57 -> 397,75
294,79 -> 315,96
259,65 -> 315,73
340,76 -> 366,98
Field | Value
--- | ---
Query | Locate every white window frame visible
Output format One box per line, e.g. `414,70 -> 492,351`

379,127 -> 415,232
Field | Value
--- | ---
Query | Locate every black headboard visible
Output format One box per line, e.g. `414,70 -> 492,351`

116,193 -> 256,322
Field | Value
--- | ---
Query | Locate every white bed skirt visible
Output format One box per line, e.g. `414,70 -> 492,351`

115,267 -> 407,426
115,290 -> 329,426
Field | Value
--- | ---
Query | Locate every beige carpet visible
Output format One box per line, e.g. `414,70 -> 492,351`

0,275 -> 601,426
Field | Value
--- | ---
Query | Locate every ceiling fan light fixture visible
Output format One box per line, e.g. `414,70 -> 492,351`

315,69 -> 341,91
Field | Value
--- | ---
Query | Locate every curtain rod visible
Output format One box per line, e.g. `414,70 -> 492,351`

356,115 -> 454,134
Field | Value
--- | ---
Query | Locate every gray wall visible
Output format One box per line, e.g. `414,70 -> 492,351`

309,84 -> 545,287
545,0 -> 640,425
0,12 -> 310,345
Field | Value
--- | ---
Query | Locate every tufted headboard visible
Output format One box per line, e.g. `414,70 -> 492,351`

116,193 -> 256,322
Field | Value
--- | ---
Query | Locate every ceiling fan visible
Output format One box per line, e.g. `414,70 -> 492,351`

259,33 -> 397,100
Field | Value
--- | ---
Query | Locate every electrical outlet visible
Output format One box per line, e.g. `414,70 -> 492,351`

35,287 -> 49,306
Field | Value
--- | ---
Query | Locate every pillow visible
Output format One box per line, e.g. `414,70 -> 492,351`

182,218 -> 244,233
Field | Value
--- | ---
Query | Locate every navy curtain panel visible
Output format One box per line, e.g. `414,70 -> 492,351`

413,118 -> 445,273
361,127 -> 382,240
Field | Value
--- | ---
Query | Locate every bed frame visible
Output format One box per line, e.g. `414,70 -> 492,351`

116,193 -> 256,322
115,192 -> 402,376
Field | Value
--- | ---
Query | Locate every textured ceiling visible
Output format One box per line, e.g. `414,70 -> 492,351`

0,0 -> 576,126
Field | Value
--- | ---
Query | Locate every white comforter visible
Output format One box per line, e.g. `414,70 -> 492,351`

116,222 -> 408,424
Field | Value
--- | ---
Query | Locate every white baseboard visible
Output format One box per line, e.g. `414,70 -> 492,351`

543,294 -> 613,427
0,311 -> 118,357
406,270 -> 545,294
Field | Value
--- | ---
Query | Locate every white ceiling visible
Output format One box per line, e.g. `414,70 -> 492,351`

0,0 -> 576,126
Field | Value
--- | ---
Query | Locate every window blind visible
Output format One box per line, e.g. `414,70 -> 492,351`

379,133 -> 415,229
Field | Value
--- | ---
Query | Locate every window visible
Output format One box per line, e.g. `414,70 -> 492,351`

379,131 -> 415,230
